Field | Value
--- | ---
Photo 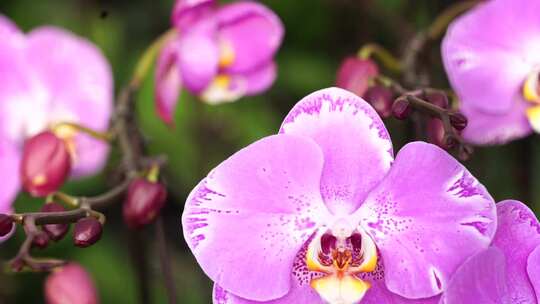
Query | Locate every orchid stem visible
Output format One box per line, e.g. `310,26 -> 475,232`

131,29 -> 177,88
358,43 -> 402,73
52,122 -> 115,142
427,1 -> 478,40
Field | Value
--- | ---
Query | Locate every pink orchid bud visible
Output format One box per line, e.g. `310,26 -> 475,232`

73,218 -> 102,248
427,118 -> 454,150
123,178 -> 167,229
44,263 -> 99,304
392,98 -> 411,120
41,203 -> 69,241
335,57 -> 379,97
424,91 -> 449,109
0,214 -> 14,237
364,85 -> 394,118
21,131 -> 71,197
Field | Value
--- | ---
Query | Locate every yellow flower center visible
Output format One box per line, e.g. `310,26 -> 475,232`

306,224 -> 377,304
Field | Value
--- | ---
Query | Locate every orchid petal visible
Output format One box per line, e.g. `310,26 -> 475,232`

216,1 -> 283,73
526,245 -> 540,303
280,87 -> 393,216
155,39 -> 182,126
358,257 -> 440,304
440,248 -> 509,304
182,134 -> 329,301
26,26 -> 113,177
442,0 -> 540,114
172,0 -> 216,30
492,200 -> 540,303
357,142 -> 496,298
460,97 -> 532,145
0,139 -> 20,243
178,20 -> 219,93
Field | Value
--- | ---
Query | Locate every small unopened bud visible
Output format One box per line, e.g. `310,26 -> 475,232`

123,178 -> 167,229
21,131 -> 71,197
392,98 -> 411,120
449,112 -> 468,131
41,203 -> 69,241
44,263 -> 99,304
33,231 -> 50,249
424,91 -> 449,109
0,214 -> 14,237
73,218 -> 102,248
336,57 -> 379,97
364,85 -> 394,118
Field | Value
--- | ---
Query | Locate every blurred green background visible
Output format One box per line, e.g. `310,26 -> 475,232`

1,0 -> 538,303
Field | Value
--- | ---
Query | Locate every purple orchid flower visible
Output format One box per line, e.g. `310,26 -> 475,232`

0,15 -> 113,228
441,0 -> 540,145
442,200 -> 540,304
182,87 -> 497,303
155,0 -> 283,125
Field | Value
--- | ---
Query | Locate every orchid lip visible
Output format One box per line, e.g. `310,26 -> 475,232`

306,222 -> 378,304
523,67 -> 540,103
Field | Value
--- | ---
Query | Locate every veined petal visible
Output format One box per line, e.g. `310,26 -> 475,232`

360,259 -> 440,304
492,200 -> 540,303
526,245 -> 540,303
442,0 -> 540,114
280,87 -> 393,216
155,39 -> 182,126
357,142 -> 496,298
214,284 -> 323,304
26,27 -> 113,177
440,248 -> 509,304
460,98 -> 532,145
182,134 -> 329,301
216,1 -> 283,73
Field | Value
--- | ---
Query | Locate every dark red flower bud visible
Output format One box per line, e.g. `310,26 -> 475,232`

336,57 -> 379,97
45,263 -> 99,304
41,203 -> 69,241
364,85 -> 394,118
424,91 -> 449,109
123,178 -> 167,229
73,218 -> 102,248
0,214 -> 14,237
32,231 -> 50,249
449,112 -> 468,131
21,131 -> 71,197
392,98 -> 412,120
427,118 -> 448,149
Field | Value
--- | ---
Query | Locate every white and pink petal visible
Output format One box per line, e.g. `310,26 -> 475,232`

280,87 -> 393,216
356,142 -> 496,299
182,134 -> 330,301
